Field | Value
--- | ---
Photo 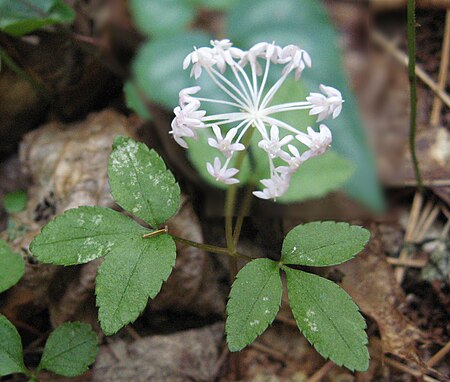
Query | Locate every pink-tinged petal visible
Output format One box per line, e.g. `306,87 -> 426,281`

174,135 -> 189,148
213,157 -> 221,171
231,143 -> 245,151
225,127 -> 239,141
270,125 -> 279,140
212,124 -> 223,140
224,168 -> 239,177
253,190 -> 270,199
296,134 -> 312,147
206,162 -> 215,177
288,144 -> 300,157
183,53 -> 192,70
279,135 -> 294,146
208,138 -> 219,148
224,178 -> 240,185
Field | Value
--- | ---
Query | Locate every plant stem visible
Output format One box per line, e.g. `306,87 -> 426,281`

224,127 -> 256,277
0,46 -> 52,101
407,0 -> 423,192
233,181 -> 255,247
169,233 -> 252,261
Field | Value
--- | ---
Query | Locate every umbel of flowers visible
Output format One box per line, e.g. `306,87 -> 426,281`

171,39 -> 343,200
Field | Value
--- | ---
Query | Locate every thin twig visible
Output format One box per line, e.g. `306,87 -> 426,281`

307,361 -> 335,382
387,257 -> 428,267
371,30 -> 450,108
427,341 -> 450,368
430,9 -> 450,126
407,0 -> 423,191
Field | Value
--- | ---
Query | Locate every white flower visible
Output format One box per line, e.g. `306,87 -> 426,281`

258,125 -> 294,158
278,144 -> 309,172
253,173 -> 290,200
306,84 -> 343,121
208,125 -> 245,158
206,157 -> 240,184
210,39 -> 244,72
174,40 -> 344,199
179,86 -> 201,107
296,124 -> 332,159
183,47 -> 216,79
280,45 -> 312,80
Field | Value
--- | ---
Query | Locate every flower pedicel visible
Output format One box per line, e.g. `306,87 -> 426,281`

171,39 -> 343,200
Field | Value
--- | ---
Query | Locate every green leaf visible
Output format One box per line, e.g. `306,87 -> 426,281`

279,152 -> 354,203
132,32 -> 211,108
226,0 -> 383,211
30,206 -> 147,265
124,81 -> 152,120
0,315 -> 27,376
38,322 -> 98,377
226,258 -> 282,351
108,136 -> 180,228
0,0 -> 75,37
285,268 -> 369,371
281,221 -> 370,266
129,0 -> 196,37
189,0 -> 239,10
96,234 -> 176,335
2,190 -> 28,213
0,239 -> 25,293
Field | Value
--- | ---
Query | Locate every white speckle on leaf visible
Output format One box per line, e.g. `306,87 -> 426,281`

249,320 -> 260,327
262,296 -> 269,301
264,309 -> 270,314
92,215 -> 103,226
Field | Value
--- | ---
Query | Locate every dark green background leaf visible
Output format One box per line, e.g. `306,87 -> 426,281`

108,136 -> 180,228
96,234 -> 176,335
2,191 -> 28,213
124,81 -> 152,120
30,206 -> 147,265
226,0 -> 383,211
0,239 -> 25,293
281,221 -> 370,266
129,0 -> 196,37
226,258 -> 282,351
0,315 -> 27,376
0,0 -> 75,37
285,268 -> 369,371
39,322 -> 98,377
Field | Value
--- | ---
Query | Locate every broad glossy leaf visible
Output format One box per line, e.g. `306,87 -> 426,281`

282,221 -> 370,266
96,234 -> 176,335
30,206 -> 147,265
0,315 -> 27,376
2,190 -> 27,213
0,240 -> 25,293
226,258 -> 282,351
108,136 -> 180,227
129,0 -> 195,37
123,81 -> 152,120
39,322 -> 98,377
285,268 -> 369,371
0,0 -> 75,37
227,0 -> 383,211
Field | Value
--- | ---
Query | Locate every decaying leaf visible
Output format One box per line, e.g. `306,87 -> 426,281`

321,232 -> 424,365
93,323 -> 223,381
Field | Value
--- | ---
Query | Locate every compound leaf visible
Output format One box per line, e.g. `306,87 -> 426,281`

281,221 -> 370,266
96,233 -> 176,335
226,258 -> 282,351
108,136 -> 180,228
30,206 -> 147,265
38,322 -> 98,377
285,268 -> 369,371
0,315 -> 27,376
0,240 -> 25,293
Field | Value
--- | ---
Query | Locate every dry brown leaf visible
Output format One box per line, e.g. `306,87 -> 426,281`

93,323 -> 223,382
321,233 -> 424,365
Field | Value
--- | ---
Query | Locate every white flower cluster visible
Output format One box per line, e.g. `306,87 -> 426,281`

171,39 -> 343,200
